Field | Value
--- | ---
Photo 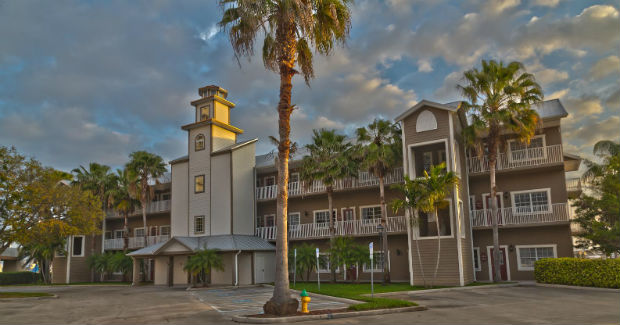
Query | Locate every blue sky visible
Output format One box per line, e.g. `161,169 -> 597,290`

0,0 -> 618,174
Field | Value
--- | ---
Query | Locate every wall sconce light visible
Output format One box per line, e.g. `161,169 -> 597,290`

503,192 -> 509,199
304,211 -> 308,217
509,244 -> 514,252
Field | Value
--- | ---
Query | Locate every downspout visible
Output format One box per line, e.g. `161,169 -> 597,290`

66,236 -> 72,284
234,250 -> 242,286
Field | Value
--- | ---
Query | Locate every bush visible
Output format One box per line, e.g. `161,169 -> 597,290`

534,258 -> 620,288
0,271 -> 42,285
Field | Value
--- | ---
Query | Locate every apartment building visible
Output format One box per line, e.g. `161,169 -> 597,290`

52,85 -> 579,286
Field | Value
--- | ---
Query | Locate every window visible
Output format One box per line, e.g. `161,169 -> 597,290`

361,206 -> 381,224
317,253 -> 339,273
516,245 -> 556,270
314,210 -> 330,228
289,213 -> 300,230
195,134 -> 205,151
438,150 -> 446,165
200,105 -> 209,121
508,135 -> 545,161
256,216 -> 265,228
423,152 -> 433,173
289,173 -> 299,184
512,189 -> 551,215
104,231 -> 112,240
364,251 -> 388,272
194,175 -> 205,193
160,225 -> 171,236
418,203 -> 452,237
72,236 -> 85,257
341,208 -> 355,221
134,227 -> 145,238
194,216 -> 205,234
265,214 -> 275,227
114,230 -> 125,239
161,193 -> 171,201
473,247 -> 481,271
264,176 -> 276,186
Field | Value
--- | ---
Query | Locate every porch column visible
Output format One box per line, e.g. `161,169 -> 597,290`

131,257 -> 140,286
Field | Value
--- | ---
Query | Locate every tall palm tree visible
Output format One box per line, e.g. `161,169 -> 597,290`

391,176 -> 430,288
218,0 -> 352,315
125,151 -> 167,245
420,163 -> 459,287
356,119 -> 402,283
106,169 -> 138,251
300,129 -> 357,283
458,60 -> 543,282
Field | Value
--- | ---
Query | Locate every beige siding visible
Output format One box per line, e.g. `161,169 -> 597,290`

171,161 -> 189,237
211,153 -> 232,235
232,144 -> 256,235
188,126 -> 211,237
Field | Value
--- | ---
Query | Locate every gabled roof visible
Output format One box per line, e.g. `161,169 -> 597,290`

211,138 -> 258,156
127,235 -> 275,257
395,100 -> 461,122
530,99 -> 568,119
169,155 -> 189,165
0,247 -> 19,259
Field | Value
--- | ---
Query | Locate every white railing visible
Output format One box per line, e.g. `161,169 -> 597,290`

104,235 -> 170,250
566,178 -> 582,193
467,144 -> 563,174
471,203 -> 571,228
106,200 -> 171,218
255,216 -> 407,240
256,168 -> 404,201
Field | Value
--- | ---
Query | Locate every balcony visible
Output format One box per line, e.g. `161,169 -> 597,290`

471,202 -> 571,228
566,178 -> 582,198
467,144 -> 563,174
106,200 -> 171,218
256,168 -> 404,201
254,216 -> 407,241
104,235 -> 170,250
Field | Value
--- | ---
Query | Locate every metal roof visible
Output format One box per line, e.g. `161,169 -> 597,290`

0,247 -> 19,259
211,138 -> 258,156
128,235 -> 275,257
530,99 -> 568,119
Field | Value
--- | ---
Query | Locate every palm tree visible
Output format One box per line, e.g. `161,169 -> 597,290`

109,252 -> 133,282
356,119 -> 402,283
183,249 -> 225,287
458,60 -> 543,282
290,243 -> 317,282
582,140 -> 620,182
125,151 -> 166,245
391,176 -> 430,288
107,169 -> 138,250
300,129 -> 357,283
420,163 -> 459,287
218,0 -> 353,315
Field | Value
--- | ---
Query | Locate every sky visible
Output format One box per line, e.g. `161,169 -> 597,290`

0,0 -> 618,175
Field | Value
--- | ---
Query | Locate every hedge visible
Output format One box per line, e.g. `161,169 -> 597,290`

0,271 -> 42,285
534,258 -> 620,288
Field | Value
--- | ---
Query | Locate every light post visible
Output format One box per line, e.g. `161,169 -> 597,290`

376,224 -> 386,286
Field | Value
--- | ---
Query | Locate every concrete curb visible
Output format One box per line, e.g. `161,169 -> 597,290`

530,283 -> 620,292
0,294 -> 58,301
288,288 -> 362,305
231,305 -> 427,323
370,283 -> 520,297
186,284 -> 265,291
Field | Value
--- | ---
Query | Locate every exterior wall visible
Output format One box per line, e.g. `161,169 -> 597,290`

212,126 -> 236,152
254,251 -> 275,284
171,161 -> 189,237
172,255 -> 189,285
52,234 -> 100,284
154,256 -> 168,285
238,253 -> 253,285
211,153 -> 232,235
211,253 -> 233,285
1,260 -> 21,272
232,145 -> 256,235
473,225 -> 573,281
214,101 -> 230,124
188,126 -> 211,237
105,213 -> 171,237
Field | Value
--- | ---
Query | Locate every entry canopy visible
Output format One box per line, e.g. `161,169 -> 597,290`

127,235 -> 275,257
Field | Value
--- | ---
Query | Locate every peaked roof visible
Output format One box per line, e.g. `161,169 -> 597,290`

394,100 -> 461,122
127,235 -> 275,257
211,138 -> 258,156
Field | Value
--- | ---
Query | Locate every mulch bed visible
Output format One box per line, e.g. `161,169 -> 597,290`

246,308 -> 350,318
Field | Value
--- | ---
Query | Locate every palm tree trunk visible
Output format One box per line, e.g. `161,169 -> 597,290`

432,209 -> 441,288
123,211 -> 129,251
412,208 -> 427,288
489,152 -> 501,282
141,178 -> 148,249
327,187 -> 336,283
379,176 -> 390,284
266,22 -> 297,316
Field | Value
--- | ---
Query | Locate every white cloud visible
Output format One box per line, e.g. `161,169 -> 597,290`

417,59 -> 433,72
530,0 -> 560,7
547,88 -> 568,99
485,0 -> 521,15
589,55 -> 620,80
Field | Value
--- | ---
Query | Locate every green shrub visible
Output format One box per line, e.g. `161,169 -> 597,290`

0,272 -> 42,285
534,258 -> 620,288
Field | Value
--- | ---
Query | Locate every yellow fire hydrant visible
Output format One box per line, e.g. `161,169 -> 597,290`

300,289 -> 311,313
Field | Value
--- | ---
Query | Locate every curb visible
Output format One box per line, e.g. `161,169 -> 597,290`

231,305 -> 427,323
288,288 -> 362,305
370,283 -> 520,297
530,283 -> 620,292
0,294 -> 58,301
186,284 -> 264,291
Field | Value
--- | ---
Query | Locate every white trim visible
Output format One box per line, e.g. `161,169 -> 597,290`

482,192 -> 505,210
159,225 -> 171,236
507,134 -> 547,162
340,207 -> 356,221
134,227 -> 146,238
71,235 -> 85,257
289,172 -> 300,183
486,245 -> 511,281
264,176 -> 276,186
317,252 -> 340,273
510,188 -> 552,215
359,204 -> 382,223
407,139 -> 450,178
194,216 -> 205,234
416,110 -> 438,132
264,214 -> 276,227
473,247 -> 481,272
402,123 -> 414,287
113,229 -> 125,239
313,210 -> 330,229
449,113 -> 464,287
363,250 -> 390,272
416,198 -> 454,240
288,212 -> 300,230
515,244 -> 557,271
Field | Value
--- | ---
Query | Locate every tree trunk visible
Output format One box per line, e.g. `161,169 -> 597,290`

327,187 -> 336,283
123,211 -> 129,251
489,154 -> 501,282
379,176 -> 390,284
412,208 -> 427,288
432,209 -> 441,288
264,22 -> 298,316
141,178 -> 148,249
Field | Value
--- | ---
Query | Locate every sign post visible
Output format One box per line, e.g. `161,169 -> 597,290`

293,248 -> 297,287
316,247 -> 320,292
369,242 -> 374,298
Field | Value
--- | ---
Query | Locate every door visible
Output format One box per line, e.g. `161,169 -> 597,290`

341,208 -> 355,235
167,256 -> 174,287
490,247 -> 508,281
254,252 -> 275,284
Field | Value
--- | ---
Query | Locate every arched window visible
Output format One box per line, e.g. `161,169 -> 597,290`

416,110 -> 437,132
195,134 -> 205,151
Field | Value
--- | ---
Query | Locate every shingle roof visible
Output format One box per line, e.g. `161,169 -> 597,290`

127,235 -> 275,257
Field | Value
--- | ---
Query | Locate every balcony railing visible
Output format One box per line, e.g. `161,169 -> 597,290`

106,200 -> 171,218
566,178 -> 582,193
471,202 -> 570,228
103,235 -> 170,250
256,168 -> 404,201
467,144 -> 563,174
255,216 -> 407,241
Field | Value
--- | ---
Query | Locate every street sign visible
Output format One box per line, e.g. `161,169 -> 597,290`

369,242 -> 373,259
369,242 -> 374,298
316,247 -> 319,258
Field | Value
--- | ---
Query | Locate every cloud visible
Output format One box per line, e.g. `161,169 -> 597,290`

484,0 -> 521,15
530,0 -> 560,7
589,55 -> 620,80
417,59 -> 434,72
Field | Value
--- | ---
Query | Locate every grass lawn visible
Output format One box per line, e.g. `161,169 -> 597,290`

0,292 -> 54,298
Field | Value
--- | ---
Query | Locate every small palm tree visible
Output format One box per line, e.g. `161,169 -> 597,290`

328,237 -> 355,281
391,176 -> 430,287
300,129 -> 357,283
126,151 -> 167,245
290,243 -> 317,282
87,252 -> 114,282
218,0 -> 353,315
349,244 -> 370,283
109,252 -> 133,282
184,249 -> 225,287
419,163 -> 459,287
107,169 -> 138,251
356,119 -> 402,283
458,59 -> 543,282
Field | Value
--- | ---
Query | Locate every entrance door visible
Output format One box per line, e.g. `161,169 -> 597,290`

167,256 -> 174,287
490,247 -> 508,281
